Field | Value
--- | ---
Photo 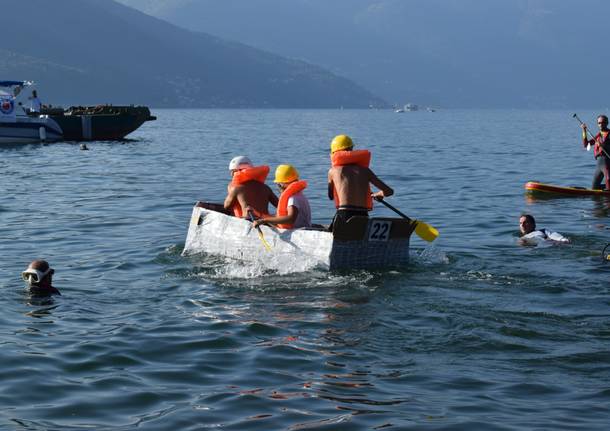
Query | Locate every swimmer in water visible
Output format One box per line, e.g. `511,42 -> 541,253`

518,214 -> 570,246
22,260 -> 61,296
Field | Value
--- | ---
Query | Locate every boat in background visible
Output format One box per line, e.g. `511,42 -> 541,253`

31,105 -> 156,141
3,79 -> 156,142
394,103 -> 419,113
0,81 -> 63,144
525,181 -> 610,197
182,203 -> 416,271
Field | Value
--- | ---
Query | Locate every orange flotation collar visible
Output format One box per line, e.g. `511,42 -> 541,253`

276,180 -> 307,229
229,165 -> 270,217
231,165 -> 270,186
331,149 -> 371,167
330,150 -> 373,210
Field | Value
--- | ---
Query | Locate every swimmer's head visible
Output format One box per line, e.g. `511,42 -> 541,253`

22,260 -> 54,287
519,214 -> 536,236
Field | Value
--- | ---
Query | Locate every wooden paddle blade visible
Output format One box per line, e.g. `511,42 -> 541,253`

414,221 -> 439,242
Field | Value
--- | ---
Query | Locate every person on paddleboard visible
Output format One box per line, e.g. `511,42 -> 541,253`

519,214 -> 570,246
581,115 -> 610,190
327,134 -> 393,231
223,156 -> 278,219
252,164 -> 312,229
21,260 -> 61,296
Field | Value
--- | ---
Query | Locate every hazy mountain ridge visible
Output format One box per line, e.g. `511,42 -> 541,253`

0,0 -> 384,108
117,0 -> 609,108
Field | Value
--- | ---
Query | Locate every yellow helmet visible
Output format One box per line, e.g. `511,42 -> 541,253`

274,164 -> 299,183
330,134 -> 354,153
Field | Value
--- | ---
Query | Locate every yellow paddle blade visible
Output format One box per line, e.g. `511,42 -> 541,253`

414,220 -> 439,242
256,228 -> 272,251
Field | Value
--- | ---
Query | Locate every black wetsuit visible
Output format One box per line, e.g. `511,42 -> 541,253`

29,286 -> 61,296
592,156 -> 610,190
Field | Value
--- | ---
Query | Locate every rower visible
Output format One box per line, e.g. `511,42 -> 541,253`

223,156 -> 278,218
519,214 -> 570,245
327,134 -> 393,231
252,164 -> 311,229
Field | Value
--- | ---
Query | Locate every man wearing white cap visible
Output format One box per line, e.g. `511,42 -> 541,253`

223,156 -> 278,219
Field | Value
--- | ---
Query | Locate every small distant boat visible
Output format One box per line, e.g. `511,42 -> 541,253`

182,204 -> 416,271
426,107 -> 436,112
525,181 -> 610,197
0,81 -> 63,144
405,103 -> 418,112
394,108 -> 404,113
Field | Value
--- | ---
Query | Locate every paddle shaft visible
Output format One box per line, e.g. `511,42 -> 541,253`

573,113 -> 610,159
375,197 -> 412,221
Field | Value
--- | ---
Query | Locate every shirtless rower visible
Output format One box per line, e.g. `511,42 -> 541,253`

327,135 -> 393,230
223,156 -> 278,218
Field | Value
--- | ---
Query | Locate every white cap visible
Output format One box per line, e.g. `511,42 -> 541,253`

228,156 -> 252,171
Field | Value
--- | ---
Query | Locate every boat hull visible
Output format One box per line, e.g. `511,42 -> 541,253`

0,116 -> 63,144
38,106 -> 156,141
182,206 -> 415,271
525,181 -> 610,197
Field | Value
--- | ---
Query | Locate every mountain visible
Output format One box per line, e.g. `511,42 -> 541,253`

117,0 -> 610,108
0,0 -> 385,108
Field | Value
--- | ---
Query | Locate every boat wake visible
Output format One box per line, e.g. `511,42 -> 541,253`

413,244 -> 450,265
180,250 -> 388,293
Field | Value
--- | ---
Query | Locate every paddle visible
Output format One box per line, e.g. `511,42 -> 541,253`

573,113 -> 610,158
603,243 -> 610,262
374,196 -> 439,242
248,210 -> 272,251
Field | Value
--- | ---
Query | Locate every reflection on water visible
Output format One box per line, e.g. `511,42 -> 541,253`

24,303 -> 58,319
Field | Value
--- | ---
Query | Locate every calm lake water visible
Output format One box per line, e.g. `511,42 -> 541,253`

1,109 -> 609,430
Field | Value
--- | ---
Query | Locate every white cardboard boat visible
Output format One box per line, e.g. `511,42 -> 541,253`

182,204 -> 416,271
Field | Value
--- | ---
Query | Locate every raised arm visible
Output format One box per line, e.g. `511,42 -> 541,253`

368,169 -> 394,200
581,124 -> 595,148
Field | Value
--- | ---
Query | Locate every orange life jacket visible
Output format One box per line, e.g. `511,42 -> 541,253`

330,150 -> 373,210
276,180 -> 307,229
231,165 -> 270,186
229,165 -> 270,218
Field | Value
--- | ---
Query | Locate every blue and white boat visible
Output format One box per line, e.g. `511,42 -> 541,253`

0,80 -> 63,144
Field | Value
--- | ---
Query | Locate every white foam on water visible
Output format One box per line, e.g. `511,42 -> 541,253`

413,244 -> 450,265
